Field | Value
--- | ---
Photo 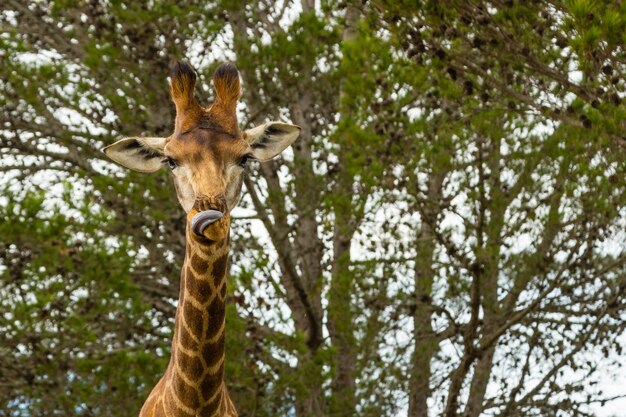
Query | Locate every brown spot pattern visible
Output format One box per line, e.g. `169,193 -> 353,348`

201,333 -> 225,368
183,303 -> 204,339
200,371 -> 225,404
185,267 -> 211,301
207,298 -> 225,338
199,389 -> 223,415
177,349 -> 205,381
212,254 -> 229,280
163,230 -> 230,415
172,377 -> 201,409
164,389 -> 194,417
179,325 -> 199,351
191,254 -> 209,275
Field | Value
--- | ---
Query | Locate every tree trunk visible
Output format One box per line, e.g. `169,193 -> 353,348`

408,172 -> 444,417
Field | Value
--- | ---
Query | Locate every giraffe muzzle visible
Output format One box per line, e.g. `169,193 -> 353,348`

191,209 -> 224,237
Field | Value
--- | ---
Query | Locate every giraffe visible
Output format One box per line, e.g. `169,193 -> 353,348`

102,61 -> 300,417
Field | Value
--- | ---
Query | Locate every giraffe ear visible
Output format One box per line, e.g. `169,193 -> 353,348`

102,137 -> 167,173
244,122 -> 301,162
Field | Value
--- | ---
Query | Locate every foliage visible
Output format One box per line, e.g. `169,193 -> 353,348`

0,186 -> 166,415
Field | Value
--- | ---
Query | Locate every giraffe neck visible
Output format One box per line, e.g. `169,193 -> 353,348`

164,227 -> 230,415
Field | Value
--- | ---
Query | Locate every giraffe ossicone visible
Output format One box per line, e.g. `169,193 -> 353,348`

103,61 -> 300,417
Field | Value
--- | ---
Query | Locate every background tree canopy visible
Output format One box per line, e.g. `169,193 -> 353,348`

1,1 -> 625,416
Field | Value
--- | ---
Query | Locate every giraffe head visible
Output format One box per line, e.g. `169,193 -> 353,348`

103,61 -> 300,241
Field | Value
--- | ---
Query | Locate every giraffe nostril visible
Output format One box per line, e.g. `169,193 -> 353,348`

191,210 -> 223,237
194,196 -> 227,213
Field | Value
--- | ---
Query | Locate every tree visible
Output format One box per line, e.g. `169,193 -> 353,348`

1,1 -> 625,417
375,1 -> 626,415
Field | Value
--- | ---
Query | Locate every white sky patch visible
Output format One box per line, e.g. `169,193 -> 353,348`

53,107 -> 94,130
569,70 -> 583,84
278,0 -> 303,30
12,49 -> 63,65
596,343 -> 626,417
406,107 -> 424,121
187,26 -> 235,70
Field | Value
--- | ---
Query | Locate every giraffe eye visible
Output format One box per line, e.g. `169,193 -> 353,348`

238,155 -> 251,168
165,157 -> 178,170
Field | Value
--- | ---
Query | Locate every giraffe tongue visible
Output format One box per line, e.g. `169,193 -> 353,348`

191,210 -> 224,237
